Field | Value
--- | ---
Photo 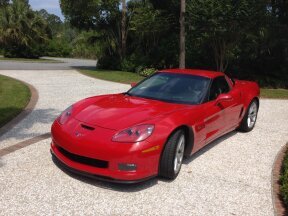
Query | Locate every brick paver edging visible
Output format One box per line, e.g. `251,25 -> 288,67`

272,142 -> 288,216
0,75 -> 39,138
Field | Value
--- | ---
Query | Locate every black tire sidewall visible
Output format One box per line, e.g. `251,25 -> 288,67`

159,130 -> 185,179
239,100 -> 259,132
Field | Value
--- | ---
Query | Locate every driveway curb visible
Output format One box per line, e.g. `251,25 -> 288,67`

272,142 -> 288,216
0,75 -> 39,138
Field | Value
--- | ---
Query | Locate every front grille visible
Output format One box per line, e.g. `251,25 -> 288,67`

57,146 -> 108,168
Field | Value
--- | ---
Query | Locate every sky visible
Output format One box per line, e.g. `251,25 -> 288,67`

29,0 -> 64,20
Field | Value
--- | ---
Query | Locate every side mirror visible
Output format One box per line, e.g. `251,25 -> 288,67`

216,94 -> 233,104
131,82 -> 137,87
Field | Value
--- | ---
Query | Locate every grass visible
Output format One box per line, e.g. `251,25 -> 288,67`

280,144 -> 288,207
0,75 -> 31,128
0,56 -> 62,63
79,68 -> 288,99
260,89 -> 288,99
79,69 -> 144,84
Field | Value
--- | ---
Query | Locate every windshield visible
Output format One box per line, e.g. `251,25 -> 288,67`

128,72 -> 211,104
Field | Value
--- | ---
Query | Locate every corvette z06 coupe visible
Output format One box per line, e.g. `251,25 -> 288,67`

51,69 -> 260,183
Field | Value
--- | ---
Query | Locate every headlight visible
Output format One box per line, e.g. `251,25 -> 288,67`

112,124 -> 154,143
58,105 -> 73,125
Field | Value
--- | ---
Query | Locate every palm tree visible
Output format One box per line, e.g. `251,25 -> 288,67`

0,0 -> 51,58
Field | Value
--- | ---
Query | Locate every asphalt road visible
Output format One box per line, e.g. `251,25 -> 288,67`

0,57 -> 97,70
0,70 -> 287,215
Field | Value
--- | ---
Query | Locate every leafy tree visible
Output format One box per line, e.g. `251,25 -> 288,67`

128,1 -> 178,69
186,0 -> 268,72
0,0 -> 51,58
60,0 -> 179,69
60,0 -> 127,62
37,9 -> 63,37
0,0 -> 9,7
59,0 -> 288,87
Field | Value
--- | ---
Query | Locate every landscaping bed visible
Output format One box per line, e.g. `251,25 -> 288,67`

280,144 -> 288,209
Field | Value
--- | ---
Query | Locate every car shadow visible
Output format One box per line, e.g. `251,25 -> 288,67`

51,130 -> 238,192
183,130 -> 238,165
0,107 -> 59,141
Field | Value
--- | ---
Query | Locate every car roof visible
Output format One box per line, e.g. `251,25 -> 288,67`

158,68 -> 224,79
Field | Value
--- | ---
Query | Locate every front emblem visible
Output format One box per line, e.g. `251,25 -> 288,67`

75,131 -> 82,137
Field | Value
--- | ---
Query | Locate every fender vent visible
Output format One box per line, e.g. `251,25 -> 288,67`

81,124 -> 95,131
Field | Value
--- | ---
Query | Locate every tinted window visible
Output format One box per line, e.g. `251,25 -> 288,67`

209,76 -> 230,101
128,72 -> 210,105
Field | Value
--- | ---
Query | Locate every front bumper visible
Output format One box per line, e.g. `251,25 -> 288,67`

50,119 -> 161,182
51,149 -> 156,184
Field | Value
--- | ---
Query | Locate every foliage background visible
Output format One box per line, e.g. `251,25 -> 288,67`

0,0 -> 287,88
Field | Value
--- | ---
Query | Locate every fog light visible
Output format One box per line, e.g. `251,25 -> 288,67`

118,163 -> 137,171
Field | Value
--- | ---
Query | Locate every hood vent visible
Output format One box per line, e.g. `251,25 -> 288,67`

81,124 -> 95,131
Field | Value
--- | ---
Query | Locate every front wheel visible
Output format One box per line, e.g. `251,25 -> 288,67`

238,99 -> 259,132
159,130 -> 185,180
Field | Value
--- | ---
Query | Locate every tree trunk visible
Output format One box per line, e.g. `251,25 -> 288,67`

121,0 -> 127,59
179,0 -> 186,69
213,39 -> 229,72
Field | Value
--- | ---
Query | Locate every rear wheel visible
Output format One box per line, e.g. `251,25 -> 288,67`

238,99 -> 259,132
159,130 -> 185,180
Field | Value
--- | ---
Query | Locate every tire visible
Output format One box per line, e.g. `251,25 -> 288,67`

159,130 -> 185,180
238,99 -> 259,132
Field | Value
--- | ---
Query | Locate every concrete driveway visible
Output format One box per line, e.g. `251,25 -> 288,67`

0,57 -> 96,70
0,70 -> 287,215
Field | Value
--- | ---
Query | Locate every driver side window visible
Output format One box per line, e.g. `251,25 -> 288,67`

209,76 -> 230,101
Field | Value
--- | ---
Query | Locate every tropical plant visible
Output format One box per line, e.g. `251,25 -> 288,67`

0,0 -> 51,58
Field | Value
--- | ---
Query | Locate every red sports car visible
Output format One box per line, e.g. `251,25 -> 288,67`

51,69 -> 260,183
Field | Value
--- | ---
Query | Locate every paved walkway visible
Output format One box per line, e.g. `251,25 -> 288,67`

0,70 -> 288,215
0,70 -> 129,149
0,57 -> 96,70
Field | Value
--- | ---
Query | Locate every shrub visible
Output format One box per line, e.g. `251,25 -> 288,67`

97,55 -> 121,70
121,57 -> 137,72
280,144 -> 288,206
135,65 -> 145,74
45,39 -> 72,57
139,68 -> 156,77
4,44 -> 44,58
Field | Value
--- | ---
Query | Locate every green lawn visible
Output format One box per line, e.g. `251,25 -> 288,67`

79,69 -> 288,99
0,75 -> 31,128
79,69 -> 144,84
0,57 -> 62,63
260,88 -> 288,99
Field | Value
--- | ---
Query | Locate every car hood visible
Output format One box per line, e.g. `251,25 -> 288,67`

74,94 -> 185,130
